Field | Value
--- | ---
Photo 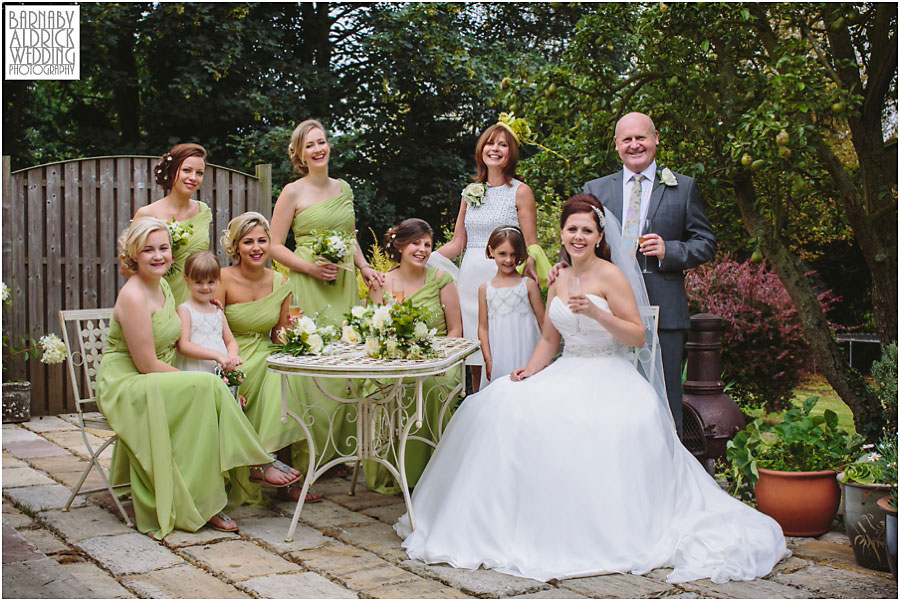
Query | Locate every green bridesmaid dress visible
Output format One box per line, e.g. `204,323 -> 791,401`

285,178 -> 359,472
286,179 -> 358,325
96,280 -> 272,539
164,201 -> 212,304
363,268 -> 459,493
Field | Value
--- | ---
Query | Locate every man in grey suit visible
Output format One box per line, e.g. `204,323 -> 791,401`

583,112 -> 716,437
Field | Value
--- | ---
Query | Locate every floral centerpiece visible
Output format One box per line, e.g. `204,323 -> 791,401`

271,315 -> 337,356
165,220 -> 193,276
311,229 -> 355,284
341,297 -> 438,360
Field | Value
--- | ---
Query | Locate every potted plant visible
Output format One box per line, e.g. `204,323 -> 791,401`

2,282 -> 67,422
725,396 -> 863,536
840,433 -> 897,574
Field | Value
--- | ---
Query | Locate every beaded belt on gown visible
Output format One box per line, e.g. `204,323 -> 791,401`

561,341 -> 627,358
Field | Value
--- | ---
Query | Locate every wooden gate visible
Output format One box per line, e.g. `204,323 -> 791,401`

1,155 -> 272,416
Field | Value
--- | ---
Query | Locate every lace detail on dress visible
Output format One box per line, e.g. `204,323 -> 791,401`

465,179 -> 521,250
486,279 -> 532,317
562,341 -> 628,358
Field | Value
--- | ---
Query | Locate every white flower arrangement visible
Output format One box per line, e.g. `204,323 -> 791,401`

462,182 -> 487,208
342,297 -> 438,360
658,167 -> 678,187
272,314 -> 337,356
38,334 -> 66,364
165,220 -> 194,276
310,229 -> 356,285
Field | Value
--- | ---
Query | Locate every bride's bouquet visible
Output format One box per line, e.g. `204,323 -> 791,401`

165,220 -> 194,276
310,229 -> 355,284
272,315 -> 337,356
341,298 -> 438,360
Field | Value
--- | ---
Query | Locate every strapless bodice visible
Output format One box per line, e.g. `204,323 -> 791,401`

549,295 -> 628,358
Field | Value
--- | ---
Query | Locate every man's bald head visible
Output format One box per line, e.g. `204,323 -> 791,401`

614,112 -> 659,173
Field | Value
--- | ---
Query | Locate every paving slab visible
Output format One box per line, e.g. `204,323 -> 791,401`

3,523 -> 44,563
237,515 -> 331,553
789,537 -> 877,573
274,497 -> 376,529
367,578 -> 473,598
3,556 -> 95,598
60,560 -> 136,598
511,587 -> 590,598
4,483 -> 88,512
2,427 -> 44,444
22,416 -> 78,433
324,484 -> 406,512
769,555 -> 812,575
227,503 -> 280,520
400,559 -> 548,598
337,564 -> 422,593
2,466 -> 57,488
677,576 -> 814,598
332,520 -> 409,562
42,429 -> 108,455
25,453 -> 91,475
289,540 -> 390,577
2,500 -> 34,529
771,564 -> 897,599
180,539 -> 303,582
237,572 -> 358,599
18,527 -> 69,555
818,530 -> 851,545
161,526 -> 240,549
560,573 -> 679,598
49,464 -> 109,490
361,501 -> 407,524
38,506 -> 134,542
75,532 -> 184,575
2,438 -> 70,459
120,563 -> 250,598
2,452 -> 29,468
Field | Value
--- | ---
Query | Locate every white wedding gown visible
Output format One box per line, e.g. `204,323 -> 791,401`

395,295 -> 789,584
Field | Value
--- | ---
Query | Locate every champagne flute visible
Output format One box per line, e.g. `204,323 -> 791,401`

570,275 -> 582,333
638,218 -> 653,274
389,276 -> 404,302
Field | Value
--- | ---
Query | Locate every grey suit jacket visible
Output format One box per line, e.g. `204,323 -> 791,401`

582,170 -> 716,330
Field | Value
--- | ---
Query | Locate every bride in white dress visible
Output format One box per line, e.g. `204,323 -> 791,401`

395,194 -> 789,584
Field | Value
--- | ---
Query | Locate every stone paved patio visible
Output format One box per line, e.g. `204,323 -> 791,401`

3,415 -> 897,599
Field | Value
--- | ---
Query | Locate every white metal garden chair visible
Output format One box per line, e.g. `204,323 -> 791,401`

633,305 -> 660,383
59,308 -> 132,525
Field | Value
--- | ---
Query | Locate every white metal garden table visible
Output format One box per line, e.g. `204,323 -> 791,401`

267,337 -> 479,542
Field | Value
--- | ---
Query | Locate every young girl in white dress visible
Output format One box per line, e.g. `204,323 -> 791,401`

175,251 -> 245,404
477,226 -> 543,383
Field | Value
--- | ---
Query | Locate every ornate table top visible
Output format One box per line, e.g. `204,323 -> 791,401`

267,337 -> 480,378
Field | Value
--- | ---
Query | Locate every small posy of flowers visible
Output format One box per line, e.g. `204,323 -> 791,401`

658,167 -> 678,187
311,229 -> 355,285
165,220 -> 194,277
38,334 -> 66,364
216,366 -> 245,388
1,282 -> 9,304
341,297 -> 438,360
272,315 -> 338,356
462,182 -> 487,209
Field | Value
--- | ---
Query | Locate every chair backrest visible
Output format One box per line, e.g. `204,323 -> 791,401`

632,305 -> 660,382
59,308 -> 114,411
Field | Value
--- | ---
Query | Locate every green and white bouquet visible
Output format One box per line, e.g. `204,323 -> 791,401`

310,229 -> 356,285
342,298 -> 438,360
272,315 -> 338,356
165,220 -> 194,276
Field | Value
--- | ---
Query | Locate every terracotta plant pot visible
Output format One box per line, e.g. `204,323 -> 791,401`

754,468 -> 840,536
838,474 -> 890,572
876,496 -> 897,580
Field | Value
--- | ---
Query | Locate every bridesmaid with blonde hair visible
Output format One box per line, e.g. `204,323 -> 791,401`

134,143 -> 212,304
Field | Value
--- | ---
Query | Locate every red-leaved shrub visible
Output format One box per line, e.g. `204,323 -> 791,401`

685,256 -> 820,412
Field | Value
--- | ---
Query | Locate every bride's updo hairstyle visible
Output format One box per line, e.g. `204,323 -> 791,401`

221,212 -> 271,262
383,218 -> 433,263
288,119 -> 327,176
473,123 -> 520,185
559,193 -> 611,263
154,143 -> 206,195
118,217 -> 171,276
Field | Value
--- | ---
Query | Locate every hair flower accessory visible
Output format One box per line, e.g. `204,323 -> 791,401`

462,182 -> 487,208
658,167 -> 678,187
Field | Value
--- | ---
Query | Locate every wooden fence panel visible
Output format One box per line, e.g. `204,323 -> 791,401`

1,156 -> 270,416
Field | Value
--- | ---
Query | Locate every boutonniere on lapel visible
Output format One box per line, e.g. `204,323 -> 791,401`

657,167 -> 678,187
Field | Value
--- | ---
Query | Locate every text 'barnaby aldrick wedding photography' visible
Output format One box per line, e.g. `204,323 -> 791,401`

4,5 -> 79,79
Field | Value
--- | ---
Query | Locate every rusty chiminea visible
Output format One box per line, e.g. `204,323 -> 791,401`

681,314 -> 745,473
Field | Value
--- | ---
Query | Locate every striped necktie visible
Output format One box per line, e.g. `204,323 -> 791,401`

623,174 -> 644,250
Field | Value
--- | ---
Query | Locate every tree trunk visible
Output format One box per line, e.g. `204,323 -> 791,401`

733,178 -> 881,439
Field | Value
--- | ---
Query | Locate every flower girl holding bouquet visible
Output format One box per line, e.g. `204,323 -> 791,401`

477,226 -> 543,383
